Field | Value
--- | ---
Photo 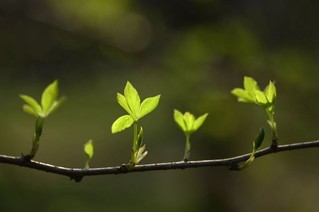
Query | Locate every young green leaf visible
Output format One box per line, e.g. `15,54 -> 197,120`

238,128 -> 264,170
111,115 -> 134,133
265,81 -> 276,103
117,93 -> 132,115
139,95 -> 161,119
174,109 -> 187,131
20,95 -> 42,117
41,80 -> 58,114
132,144 -> 148,165
255,90 -> 268,104
22,105 -> 39,117
244,76 -> 259,98
231,88 -> 254,103
84,139 -> 94,169
193,113 -> 209,132
174,110 -> 208,134
45,96 -> 66,116
84,139 -> 94,160
124,81 -> 140,118
20,80 -> 65,118
183,112 -> 195,132
253,128 -> 265,151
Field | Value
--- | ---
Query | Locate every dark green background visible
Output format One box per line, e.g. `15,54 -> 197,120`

0,0 -> 318,211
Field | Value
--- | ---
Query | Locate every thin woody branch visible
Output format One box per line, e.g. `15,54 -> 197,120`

0,140 -> 318,182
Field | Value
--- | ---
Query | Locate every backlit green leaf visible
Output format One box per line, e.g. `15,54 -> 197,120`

174,109 -> 186,131
244,76 -> 260,97
231,88 -> 254,103
22,105 -> 39,117
20,95 -> 42,116
41,80 -> 58,113
139,95 -> 161,119
124,81 -> 140,118
117,93 -> 132,115
265,81 -> 276,103
45,97 -> 66,116
193,113 -> 208,132
255,90 -> 267,104
111,115 -> 134,133
183,112 -> 195,132
84,139 -> 94,160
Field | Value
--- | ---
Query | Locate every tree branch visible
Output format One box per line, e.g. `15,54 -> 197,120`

0,140 -> 318,182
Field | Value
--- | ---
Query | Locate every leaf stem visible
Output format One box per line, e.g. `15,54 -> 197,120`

265,109 -> 278,148
129,122 -> 139,166
29,117 -> 44,159
183,134 -> 191,161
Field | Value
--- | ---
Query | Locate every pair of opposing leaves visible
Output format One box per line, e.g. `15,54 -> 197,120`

231,76 -> 276,109
20,80 -> 65,118
111,81 -> 161,133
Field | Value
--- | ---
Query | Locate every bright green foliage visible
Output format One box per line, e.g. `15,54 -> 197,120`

174,110 -> 208,135
231,76 -> 278,147
239,128 -> 265,170
84,139 -> 94,169
111,81 -> 160,166
111,81 -> 160,133
20,80 -> 65,118
20,80 -> 65,159
111,115 -> 135,133
174,109 -> 208,161
231,76 -> 276,107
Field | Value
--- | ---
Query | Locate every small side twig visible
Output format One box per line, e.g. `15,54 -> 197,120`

0,140 -> 318,182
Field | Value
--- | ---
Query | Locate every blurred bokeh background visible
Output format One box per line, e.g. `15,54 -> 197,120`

0,0 -> 318,211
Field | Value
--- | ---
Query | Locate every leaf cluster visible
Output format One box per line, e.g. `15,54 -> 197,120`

112,81 -> 160,133
20,80 -> 65,118
231,76 -> 276,112
174,110 -> 208,135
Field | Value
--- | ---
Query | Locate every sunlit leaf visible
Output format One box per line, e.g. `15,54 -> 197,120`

20,95 -> 42,115
231,88 -> 254,103
117,93 -> 132,115
183,112 -> 195,132
244,76 -> 260,98
22,105 -> 39,117
111,115 -> 134,133
124,81 -> 140,118
255,90 -> 267,104
41,80 -> 58,114
193,113 -> 209,132
265,81 -> 276,103
139,95 -> 161,119
174,109 -> 186,131
46,97 -> 66,116
84,139 -> 94,160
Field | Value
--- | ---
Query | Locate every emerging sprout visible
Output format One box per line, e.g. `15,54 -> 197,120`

174,110 -> 208,161
111,81 -> 160,167
20,80 -> 65,159
84,139 -> 94,169
231,76 -> 278,147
